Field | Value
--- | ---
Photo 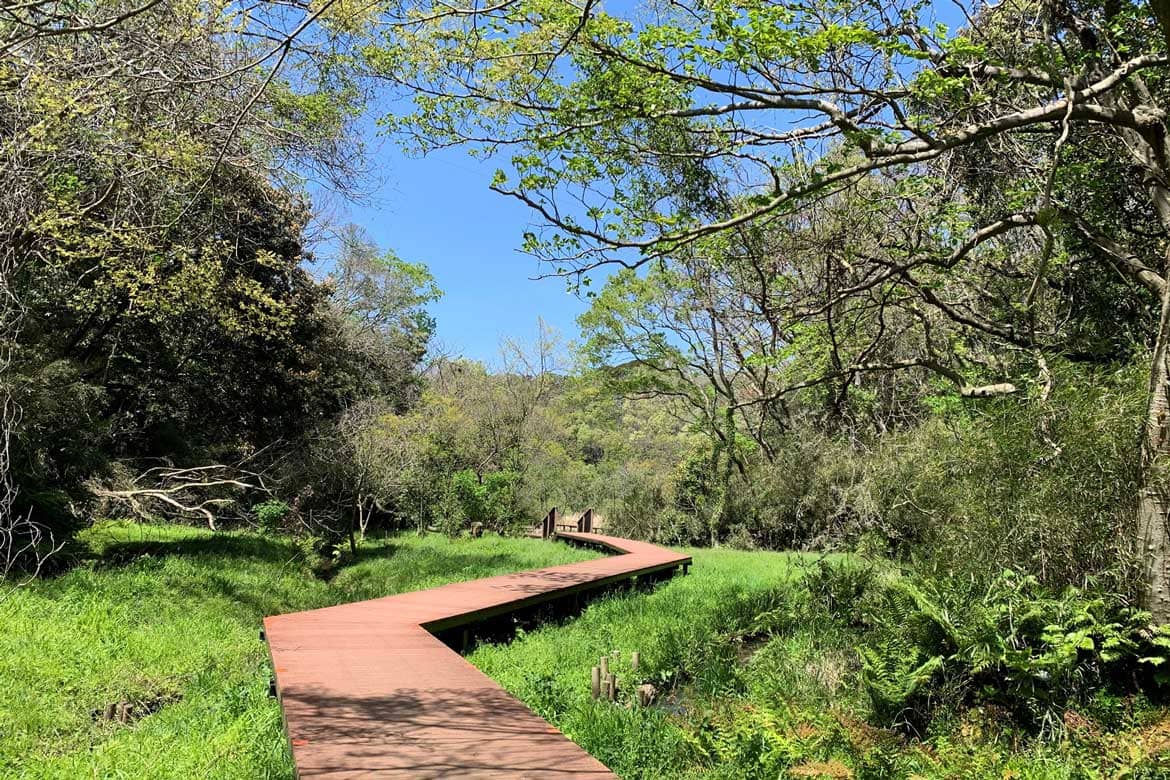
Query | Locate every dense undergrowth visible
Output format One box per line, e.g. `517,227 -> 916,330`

471,552 -> 1170,779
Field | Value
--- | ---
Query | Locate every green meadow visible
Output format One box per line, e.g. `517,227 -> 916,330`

0,523 -> 597,779
6,524 -> 1168,778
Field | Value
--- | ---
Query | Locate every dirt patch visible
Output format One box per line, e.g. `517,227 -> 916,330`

654,685 -> 692,717
731,633 -> 769,663
834,710 -> 899,754
1137,712 -> 1170,757
788,759 -> 853,778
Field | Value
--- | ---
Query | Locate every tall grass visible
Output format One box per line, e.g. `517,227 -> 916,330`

469,549 -> 1170,779
468,548 -> 849,779
5,523 -> 1167,779
1,522 -> 598,778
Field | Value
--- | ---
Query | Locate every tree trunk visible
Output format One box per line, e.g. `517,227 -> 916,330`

1139,270 -> 1170,624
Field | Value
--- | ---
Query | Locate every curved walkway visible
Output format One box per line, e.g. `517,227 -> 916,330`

263,532 -> 691,779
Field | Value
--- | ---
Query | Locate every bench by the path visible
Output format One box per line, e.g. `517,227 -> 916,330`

263,532 -> 691,779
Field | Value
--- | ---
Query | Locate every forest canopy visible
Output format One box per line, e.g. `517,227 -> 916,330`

360,0 -> 1170,620
2,0 -> 1170,606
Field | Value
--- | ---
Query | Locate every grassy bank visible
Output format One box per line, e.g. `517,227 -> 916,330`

0,522 -> 599,779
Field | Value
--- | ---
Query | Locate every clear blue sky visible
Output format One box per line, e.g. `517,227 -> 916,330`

311,0 -> 967,364
317,137 -> 591,365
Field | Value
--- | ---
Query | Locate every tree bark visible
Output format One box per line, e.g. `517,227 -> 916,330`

1108,59 -> 1170,618
1139,249 -> 1170,624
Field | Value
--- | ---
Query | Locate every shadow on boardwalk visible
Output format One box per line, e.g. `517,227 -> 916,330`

282,684 -> 612,779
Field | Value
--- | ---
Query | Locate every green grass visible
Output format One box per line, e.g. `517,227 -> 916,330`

468,547 -> 820,778
0,522 -> 600,779
467,548 -> 1170,779
6,525 -> 1170,779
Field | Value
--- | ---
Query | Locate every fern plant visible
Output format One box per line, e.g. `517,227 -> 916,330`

859,569 -> 1170,731
858,577 -> 959,726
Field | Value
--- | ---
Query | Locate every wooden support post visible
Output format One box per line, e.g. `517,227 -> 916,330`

607,673 -> 617,701
600,656 -> 609,678
591,666 -> 601,699
631,651 -> 639,671
462,628 -> 470,652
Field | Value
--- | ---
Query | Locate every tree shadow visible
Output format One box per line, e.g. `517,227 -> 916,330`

87,530 -> 404,572
92,533 -> 300,567
341,540 -> 402,566
278,683 -> 614,779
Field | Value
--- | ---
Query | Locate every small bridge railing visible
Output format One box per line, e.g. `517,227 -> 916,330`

538,507 -> 594,538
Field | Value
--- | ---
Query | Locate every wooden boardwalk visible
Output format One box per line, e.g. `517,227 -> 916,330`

263,532 -> 691,779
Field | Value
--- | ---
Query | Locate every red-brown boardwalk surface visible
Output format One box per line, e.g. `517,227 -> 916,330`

263,532 -> 691,779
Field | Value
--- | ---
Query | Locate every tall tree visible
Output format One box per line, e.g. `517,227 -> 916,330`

375,0 -> 1170,619
325,225 -> 441,410
0,0 -> 381,554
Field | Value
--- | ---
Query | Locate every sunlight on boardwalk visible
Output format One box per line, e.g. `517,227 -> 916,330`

264,533 -> 690,778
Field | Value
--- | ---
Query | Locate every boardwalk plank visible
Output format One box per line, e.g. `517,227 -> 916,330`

264,533 -> 691,779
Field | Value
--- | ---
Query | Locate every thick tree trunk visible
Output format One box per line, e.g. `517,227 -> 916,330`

1139,270 -> 1170,624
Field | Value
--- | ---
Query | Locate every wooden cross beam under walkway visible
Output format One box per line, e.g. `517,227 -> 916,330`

263,532 -> 691,779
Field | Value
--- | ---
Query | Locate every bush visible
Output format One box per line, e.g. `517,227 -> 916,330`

866,360 -> 1145,592
609,359 -> 1146,596
440,469 -> 521,534
800,557 -> 879,626
292,534 -> 346,577
858,570 -> 1170,732
252,500 -> 292,533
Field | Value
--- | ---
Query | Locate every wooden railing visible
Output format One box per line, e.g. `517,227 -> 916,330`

538,506 -> 595,538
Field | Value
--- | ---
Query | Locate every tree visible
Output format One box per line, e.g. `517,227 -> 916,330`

428,321 -> 565,478
376,0 -> 1170,618
324,225 -> 442,410
578,178 -> 978,460
0,0 -> 382,559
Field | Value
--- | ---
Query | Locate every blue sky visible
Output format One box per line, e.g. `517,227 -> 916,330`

310,0 -> 969,364
317,139 -> 592,366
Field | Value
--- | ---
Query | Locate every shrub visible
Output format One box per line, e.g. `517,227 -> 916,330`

252,500 -> 292,533
440,469 -> 521,534
800,558 -> 879,626
858,570 -> 1170,732
291,534 -> 346,577
867,360 -> 1145,592
678,359 -> 1144,594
